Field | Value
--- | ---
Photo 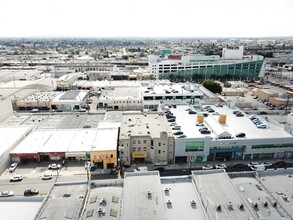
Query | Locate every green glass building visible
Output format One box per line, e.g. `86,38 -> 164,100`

158,59 -> 265,80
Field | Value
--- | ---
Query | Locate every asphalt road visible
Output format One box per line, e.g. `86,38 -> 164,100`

1,161 -> 291,198
0,176 -> 56,197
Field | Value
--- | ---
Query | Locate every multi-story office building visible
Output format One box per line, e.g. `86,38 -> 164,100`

149,47 -> 265,80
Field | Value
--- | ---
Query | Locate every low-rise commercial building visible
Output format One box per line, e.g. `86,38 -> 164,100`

119,113 -> 174,166
10,126 -> 119,169
51,90 -> 88,111
56,74 -> 77,90
169,104 -> 293,163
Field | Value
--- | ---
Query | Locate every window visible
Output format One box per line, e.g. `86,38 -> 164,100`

143,147 -> 147,150
252,143 -> 293,149
132,140 -> 136,144
158,150 -> 161,154
99,155 -> 102,159
138,140 -> 141,144
132,148 -> 136,151
138,147 -> 141,151
185,141 -> 204,152
143,140 -> 147,144
110,154 -> 113,158
158,142 -> 161,147
94,155 -> 97,159
105,154 -> 108,158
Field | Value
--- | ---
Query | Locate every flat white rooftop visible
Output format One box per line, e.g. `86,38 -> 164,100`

258,169 -> 293,217
83,184 -> 123,220
0,126 -> 31,155
0,198 -> 43,220
12,127 -> 118,154
169,104 -> 293,139
91,128 -> 118,151
161,177 -> 207,220
193,170 -> 257,220
122,171 -> 166,220
120,113 -> 173,139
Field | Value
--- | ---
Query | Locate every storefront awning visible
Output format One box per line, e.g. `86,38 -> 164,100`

132,151 -> 147,158
65,152 -> 86,157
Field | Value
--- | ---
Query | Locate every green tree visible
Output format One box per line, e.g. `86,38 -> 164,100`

202,79 -> 222,94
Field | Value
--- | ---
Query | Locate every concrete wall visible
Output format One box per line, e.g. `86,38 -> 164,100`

0,97 -> 13,122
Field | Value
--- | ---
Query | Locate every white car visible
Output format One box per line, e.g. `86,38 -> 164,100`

0,191 -> 14,197
257,124 -> 267,129
202,165 -> 212,170
48,164 -> 62,170
10,175 -> 23,182
260,162 -> 272,167
215,164 -> 227,169
248,162 -> 259,167
9,163 -> 18,173
42,173 -> 53,180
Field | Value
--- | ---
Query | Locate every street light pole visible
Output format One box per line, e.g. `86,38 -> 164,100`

189,155 -> 192,174
118,146 -> 124,176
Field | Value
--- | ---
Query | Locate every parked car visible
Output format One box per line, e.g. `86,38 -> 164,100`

251,164 -> 265,171
233,110 -> 239,114
201,130 -> 211,134
24,189 -> 39,196
202,165 -> 212,170
172,126 -> 181,130
173,131 -> 183,135
42,173 -> 53,180
233,163 -> 248,168
0,191 -> 14,197
196,122 -> 204,126
257,124 -> 267,129
248,162 -> 259,167
177,135 -> 187,138
188,111 -> 196,114
260,162 -> 272,167
9,163 -> 18,173
10,175 -> 23,182
90,165 -> 97,171
168,118 -> 176,123
259,111 -> 268,115
272,161 -> 287,168
235,132 -> 246,138
215,164 -> 227,169
199,127 -> 208,132
48,164 -> 62,170
236,112 -> 244,117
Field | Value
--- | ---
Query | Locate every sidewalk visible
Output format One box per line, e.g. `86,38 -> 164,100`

125,158 -> 293,172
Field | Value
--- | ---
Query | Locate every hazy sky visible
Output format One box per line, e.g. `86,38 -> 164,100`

0,0 -> 292,38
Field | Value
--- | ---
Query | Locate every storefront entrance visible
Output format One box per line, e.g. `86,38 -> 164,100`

208,146 -> 245,161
